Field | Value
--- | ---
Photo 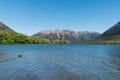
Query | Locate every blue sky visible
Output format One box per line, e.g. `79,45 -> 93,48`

0,0 -> 120,35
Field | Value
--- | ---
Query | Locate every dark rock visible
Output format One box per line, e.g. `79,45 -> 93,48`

18,54 -> 24,57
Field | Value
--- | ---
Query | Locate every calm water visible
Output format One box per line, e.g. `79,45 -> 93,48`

0,44 -> 120,80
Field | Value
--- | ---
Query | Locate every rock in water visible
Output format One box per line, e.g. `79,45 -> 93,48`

18,54 -> 24,57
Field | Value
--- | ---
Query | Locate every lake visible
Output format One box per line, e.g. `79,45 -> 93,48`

0,44 -> 120,80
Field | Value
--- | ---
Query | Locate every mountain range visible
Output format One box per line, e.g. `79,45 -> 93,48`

0,21 -> 120,43
33,30 -> 100,42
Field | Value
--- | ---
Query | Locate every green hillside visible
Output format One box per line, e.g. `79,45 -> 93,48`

0,30 -> 69,44
0,22 -> 69,44
0,30 -> 50,44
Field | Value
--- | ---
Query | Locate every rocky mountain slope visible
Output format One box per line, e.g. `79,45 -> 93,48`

82,21 -> 120,44
0,21 -> 14,31
33,30 -> 100,42
98,21 -> 120,39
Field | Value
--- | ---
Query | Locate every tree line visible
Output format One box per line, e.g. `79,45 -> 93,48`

0,30 -> 69,44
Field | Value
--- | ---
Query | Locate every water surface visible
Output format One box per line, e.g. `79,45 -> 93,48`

0,44 -> 120,80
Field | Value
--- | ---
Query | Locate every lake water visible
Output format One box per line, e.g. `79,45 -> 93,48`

0,44 -> 120,80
